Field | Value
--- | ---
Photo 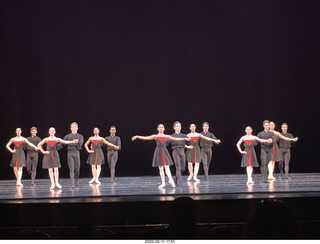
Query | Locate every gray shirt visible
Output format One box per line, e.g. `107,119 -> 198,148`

26,136 -> 41,151
199,131 -> 217,148
279,132 -> 294,149
257,130 -> 276,148
169,133 -> 188,149
63,132 -> 84,150
105,135 -> 121,150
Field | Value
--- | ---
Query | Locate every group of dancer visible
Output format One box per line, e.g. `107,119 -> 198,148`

6,120 -> 298,190
236,120 -> 298,184
6,122 -> 121,189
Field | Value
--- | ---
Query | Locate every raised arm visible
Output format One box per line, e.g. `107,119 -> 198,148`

101,138 -> 119,150
38,138 -> 50,154
199,134 -> 221,144
131,135 -> 157,141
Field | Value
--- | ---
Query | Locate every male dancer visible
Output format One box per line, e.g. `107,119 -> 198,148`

199,122 -> 221,181
279,123 -> 295,179
63,122 -> 84,188
169,121 -> 192,187
257,120 -> 276,183
105,126 -> 121,183
26,126 -> 41,186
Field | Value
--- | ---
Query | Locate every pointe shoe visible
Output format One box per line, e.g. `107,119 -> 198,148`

55,183 -> 62,189
95,180 -> 101,185
187,175 -> 193,181
158,183 -> 165,188
193,176 -> 200,182
89,179 -> 95,184
268,176 -> 276,181
169,180 -> 176,188
16,182 -> 23,187
50,184 -> 55,190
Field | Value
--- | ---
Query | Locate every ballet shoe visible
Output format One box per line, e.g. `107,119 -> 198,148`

16,182 -> 23,187
158,183 -> 165,188
89,179 -> 95,184
50,184 -> 55,190
193,176 -> 200,182
55,183 -> 62,189
95,180 -> 101,185
169,180 -> 176,188
187,175 -> 193,181
268,176 -> 276,181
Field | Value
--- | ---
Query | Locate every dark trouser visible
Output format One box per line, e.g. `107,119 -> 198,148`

107,150 -> 118,181
200,147 -> 212,180
279,148 -> 291,177
260,147 -> 272,181
27,150 -> 38,184
67,150 -> 81,186
172,148 -> 186,186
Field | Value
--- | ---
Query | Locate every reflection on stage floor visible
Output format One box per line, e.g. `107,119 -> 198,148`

1,173 -> 319,203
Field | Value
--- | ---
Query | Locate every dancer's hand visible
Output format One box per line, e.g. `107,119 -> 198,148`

267,138 -> 273,143
215,139 -> 221,144
294,137 -> 298,141
132,136 -> 138,141
12,149 -> 16,154
241,151 -> 247,154
44,151 -> 50,155
114,146 -> 119,150
88,150 -> 94,154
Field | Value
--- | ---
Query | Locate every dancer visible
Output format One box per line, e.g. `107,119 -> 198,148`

85,127 -> 119,185
199,122 -> 221,181
168,121 -> 193,188
269,122 -> 298,179
105,126 -> 121,183
279,123 -> 297,179
38,127 -> 78,190
6,128 -> 39,186
63,122 -> 84,188
256,120 -> 276,183
26,126 -> 41,186
132,124 -> 189,188
236,126 -> 272,184
186,123 -> 221,182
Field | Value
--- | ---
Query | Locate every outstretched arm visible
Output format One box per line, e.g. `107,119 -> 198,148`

236,136 -> 246,154
166,135 -> 190,141
276,132 -> 298,141
23,137 -> 38,150
101,138 -> 119,149
199,134 -> 221,144
132,135 -> 157,141
57,138 -> 79,144
253,136 -> 272,144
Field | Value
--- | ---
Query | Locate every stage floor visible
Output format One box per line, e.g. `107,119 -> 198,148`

1,173 -> 320,203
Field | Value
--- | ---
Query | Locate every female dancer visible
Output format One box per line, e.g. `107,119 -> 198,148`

6,128 -> 39,186
186,124 -> 221,182
84,127 -> 119,185
268,121 -> 298,180
236,126 -> 272,184
38,127 -> 78,190
132,124 -> 189,188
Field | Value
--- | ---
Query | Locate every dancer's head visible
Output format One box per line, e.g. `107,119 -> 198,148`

173,121 -> 181,133
70,122 -> 78,133
270,121 -> 275,131
202,122 -> 209,132
30,126 -> 37,136
157,124 -> 165,133
245,126 -> 253,135
48,127 -> 56,136
263,120 -> 270,131
15,128 -> 22,136
93,127 -> 100,136
189,123 -> 196,132
281,123 -> 288,133
110,126 -> 116,135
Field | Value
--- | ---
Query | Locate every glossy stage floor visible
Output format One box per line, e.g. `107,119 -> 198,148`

1,173 -> 320,239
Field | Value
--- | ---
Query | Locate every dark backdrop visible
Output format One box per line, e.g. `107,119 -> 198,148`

0,0 -> 319,180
